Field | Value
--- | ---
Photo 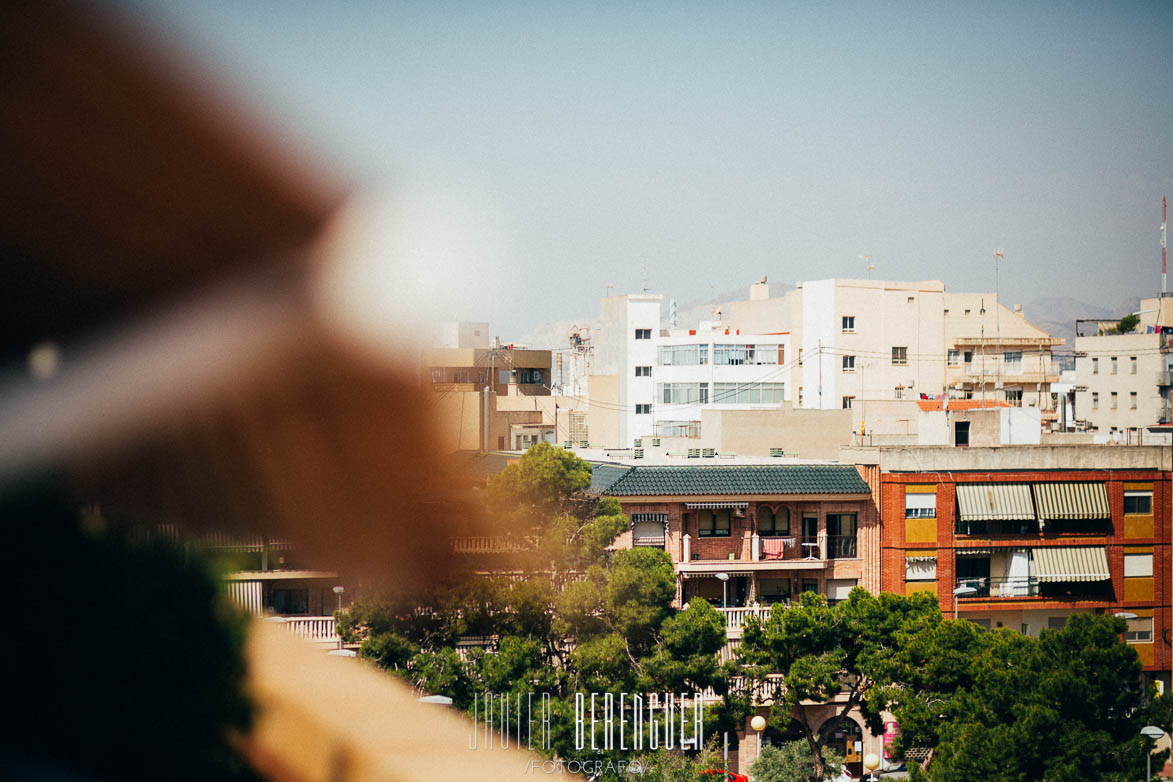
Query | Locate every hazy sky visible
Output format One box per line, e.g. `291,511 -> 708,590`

115,1 -> 1172,337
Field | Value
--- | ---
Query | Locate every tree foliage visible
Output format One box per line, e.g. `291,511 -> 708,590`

751,740 -> 845,782
337,445 -> 732,766
738,588 -> 941,778
1112,313 -> 1140,334
897,613 -> 1170,782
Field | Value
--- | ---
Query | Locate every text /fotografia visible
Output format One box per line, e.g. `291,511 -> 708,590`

467,692 -> 704,752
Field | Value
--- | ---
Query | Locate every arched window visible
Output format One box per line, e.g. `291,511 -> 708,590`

759,506 -> 790,536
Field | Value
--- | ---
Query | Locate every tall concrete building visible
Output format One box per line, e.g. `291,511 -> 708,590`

731,278 -> 1062,413
1074,297 -> 1173,440
591,293 -> 791,448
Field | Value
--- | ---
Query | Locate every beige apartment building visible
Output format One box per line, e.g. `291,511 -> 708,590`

730,278 -> 1061,413
1074,297 -> 1173,437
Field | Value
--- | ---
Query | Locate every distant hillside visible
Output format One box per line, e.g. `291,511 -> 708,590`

1022,295 -> 1141,370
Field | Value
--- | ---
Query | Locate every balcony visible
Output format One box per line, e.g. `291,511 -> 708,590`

826,534 -> 857,559
449,536 -> 532,554
955,576 -> 1112,601
956,576 -> 1039,598
956,519 -> 1040,537
717,605 -> 771,633
1158,371 -> 1173,387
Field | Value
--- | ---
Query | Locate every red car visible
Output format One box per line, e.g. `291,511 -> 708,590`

700,771 -> 748,782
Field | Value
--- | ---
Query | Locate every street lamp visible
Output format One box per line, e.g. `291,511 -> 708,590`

751,714 -> 766,757
332,586 -> 346,650
862,752 -> 881,781
952,584 -> 977,620
1141,725 -> 1166,782
716,572 -> 729,608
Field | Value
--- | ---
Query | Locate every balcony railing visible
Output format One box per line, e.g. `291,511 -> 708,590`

450,536 -> 532,554
956,576 -> 1038,598
682,532 -> 858,562
957,518 -> 1111,537
826,534 -> 857,559
956,519 -> 1039,537
956,576 -> 1112,600
717,605 -> 771,632
280,616 -> 340,643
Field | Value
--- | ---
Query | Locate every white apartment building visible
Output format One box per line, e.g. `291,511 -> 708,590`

592,294 -> 790,447
653,323 -> 788,439
593,293 -> 662,447
1074,297 -> 1173,437
730,278 -> 1061,413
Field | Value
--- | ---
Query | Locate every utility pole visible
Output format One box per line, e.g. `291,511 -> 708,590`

980,299 -> 986,403
817,339 -> 823,408
994,250 -> 1003,403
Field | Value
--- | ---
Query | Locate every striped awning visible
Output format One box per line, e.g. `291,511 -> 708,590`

1033,546 -> 1110,583
1032,482 -> 1110,521
681,571 -> 753,579
955,547 -> 992,556
686,502 -> 749,509
955,484 -> 1035,521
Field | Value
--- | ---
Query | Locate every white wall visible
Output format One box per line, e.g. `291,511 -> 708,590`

1000,407 -> 1042,444
800,279 -> 836,408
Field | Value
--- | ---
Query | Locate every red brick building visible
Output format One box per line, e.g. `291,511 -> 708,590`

597,464 -> 880,609
849,445 -> 1172,691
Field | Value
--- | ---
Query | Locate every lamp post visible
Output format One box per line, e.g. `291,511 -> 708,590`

716,572 -> 729,609
952,584 -> 976,620
1141,725 -> 1165,782
332,585 -> 345,650
751,714 -> 766,759
862,752 -> 881,781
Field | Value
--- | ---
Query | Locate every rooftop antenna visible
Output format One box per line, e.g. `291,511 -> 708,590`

860,255 -> 875,278
1162,195 -> 1167,297
640,258 -> 649,293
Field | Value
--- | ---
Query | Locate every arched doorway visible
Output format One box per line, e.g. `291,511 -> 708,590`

818,717 -> 863,778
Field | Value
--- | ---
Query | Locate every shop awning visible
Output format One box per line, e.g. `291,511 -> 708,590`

955,484 -> 1035,521
1032,546 -> 1110,583
1032,482 -> 1110,521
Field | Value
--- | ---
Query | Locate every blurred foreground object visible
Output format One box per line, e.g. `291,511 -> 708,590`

0,3 -> 501,780
0,1 -> 479,588
243,619 -> 566,782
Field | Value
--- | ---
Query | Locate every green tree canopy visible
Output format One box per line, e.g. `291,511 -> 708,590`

737,589 -> 942,778
898,613 -> 1170,782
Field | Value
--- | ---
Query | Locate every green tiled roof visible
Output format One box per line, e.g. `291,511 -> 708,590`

603,465 -> 871,496
588,463 -> 634,494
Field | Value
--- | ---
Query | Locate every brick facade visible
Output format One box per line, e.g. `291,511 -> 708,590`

879,467 -> 1171,676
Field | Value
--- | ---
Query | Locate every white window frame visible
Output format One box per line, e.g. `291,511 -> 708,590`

1125,617 -> 1153,643
892,346 -> 908,366
904,493 -> 937,518
1124,553 -> 1153,578
842,355 -> 855,372
842,315 -> 855,333
1124,491 -> 1153,515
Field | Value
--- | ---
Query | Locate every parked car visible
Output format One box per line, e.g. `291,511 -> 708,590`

700,771 -> 749,782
